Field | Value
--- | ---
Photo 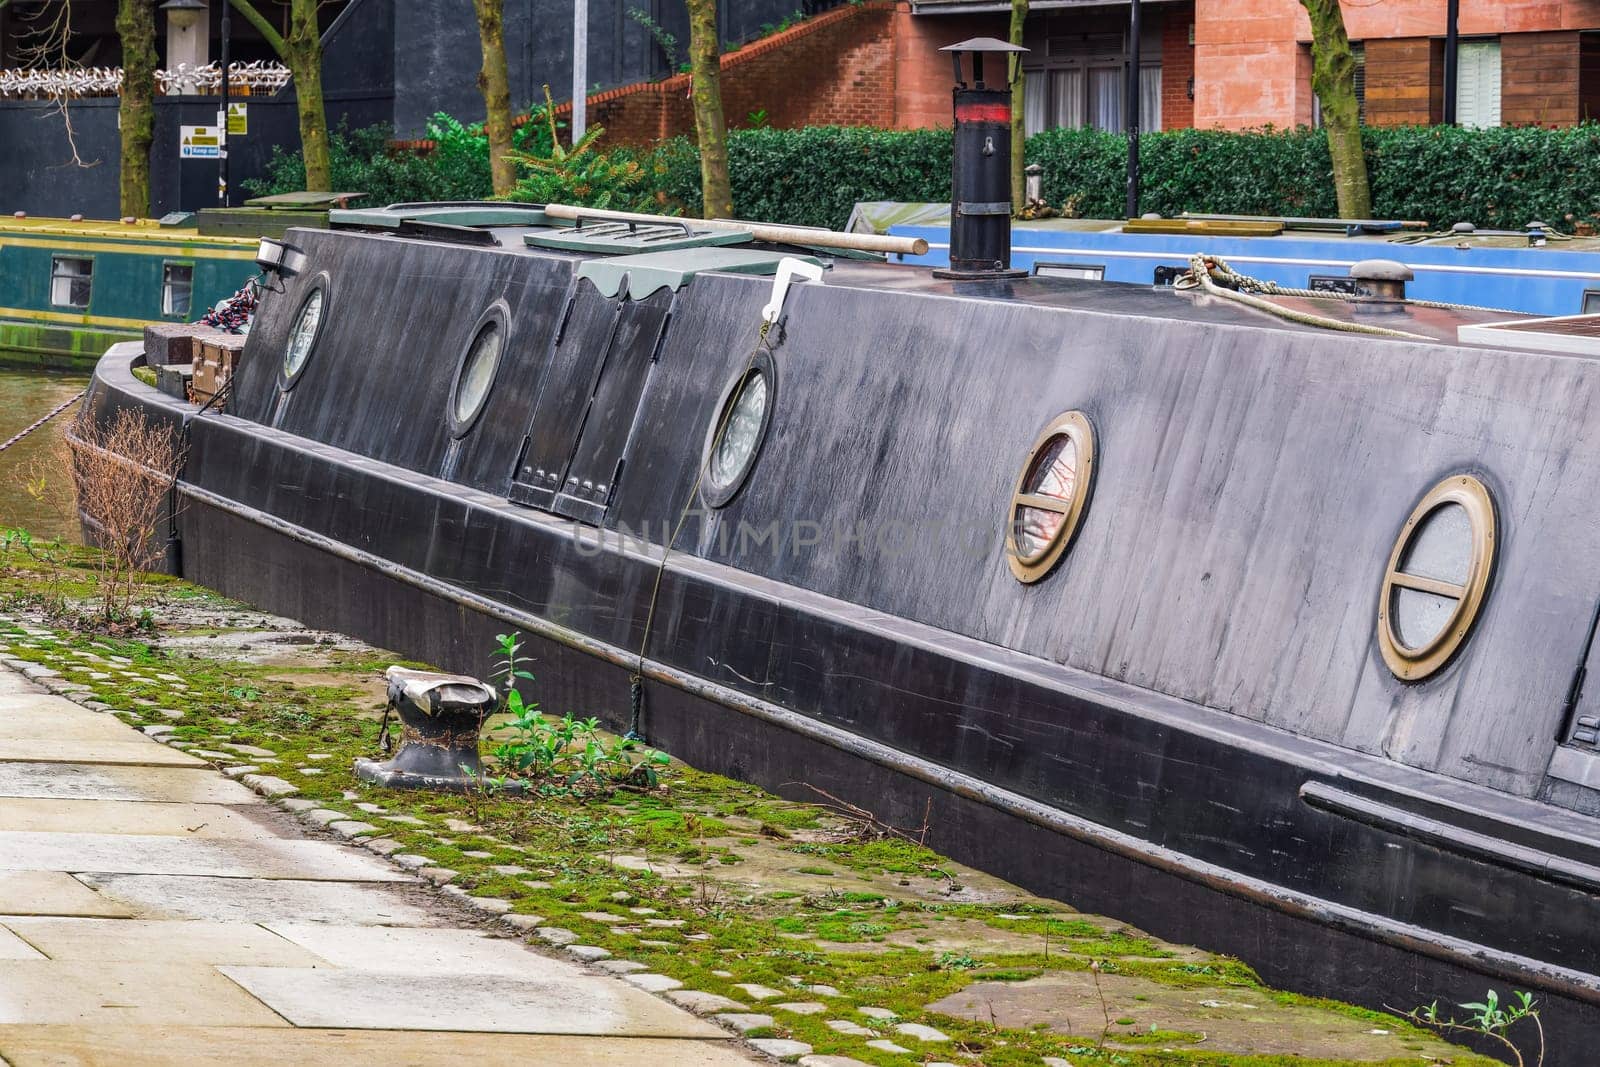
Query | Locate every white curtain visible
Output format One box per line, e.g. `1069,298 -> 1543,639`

1051,68 -> 1085,129
1089,67 -> 1122,131
1140,65 -> 1162,131
1023,70 -> 1048,136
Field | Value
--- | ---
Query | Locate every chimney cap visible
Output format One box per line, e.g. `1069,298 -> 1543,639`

1350,258 -> 1413,283
941,37 -> 1028,54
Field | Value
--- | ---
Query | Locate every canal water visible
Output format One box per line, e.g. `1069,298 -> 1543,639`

0,365 -> 88,543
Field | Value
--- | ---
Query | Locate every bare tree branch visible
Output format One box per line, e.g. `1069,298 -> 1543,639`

227,0 -> 287,58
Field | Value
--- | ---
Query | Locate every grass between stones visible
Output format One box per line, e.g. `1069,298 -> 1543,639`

0,547 -> 1496,1067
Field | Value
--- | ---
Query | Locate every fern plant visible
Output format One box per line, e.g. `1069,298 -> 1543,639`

505,86 -> 657,212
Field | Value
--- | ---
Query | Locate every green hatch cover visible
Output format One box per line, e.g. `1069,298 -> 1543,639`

329,204 -> 552,228
578,248 -> 822,299
524,220 -> 751,254
245,191 -> 366,208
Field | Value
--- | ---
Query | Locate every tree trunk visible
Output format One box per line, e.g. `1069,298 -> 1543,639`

1009,0 -> 1028,212
473,0 -> 515,195
229,0 -> 330,191
115,0 -> 157,217
1301,0 -> 1370,219
685,0 -> 732,219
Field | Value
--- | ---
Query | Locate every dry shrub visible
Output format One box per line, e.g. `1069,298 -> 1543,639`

66,406 -> 184,624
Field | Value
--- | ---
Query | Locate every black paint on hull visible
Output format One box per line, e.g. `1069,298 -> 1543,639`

79,218 -> 1600,1062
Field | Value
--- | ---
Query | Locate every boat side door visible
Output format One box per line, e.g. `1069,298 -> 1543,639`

508,282 -> 672,525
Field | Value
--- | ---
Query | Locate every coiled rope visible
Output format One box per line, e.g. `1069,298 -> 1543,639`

1175,254 -> 1521,339
0,390 -> 84,454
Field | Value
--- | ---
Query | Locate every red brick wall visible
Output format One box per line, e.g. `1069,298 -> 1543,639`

1160,3 -> 1195,130
559,1 -> 901,147
1197,0 -> 1600,128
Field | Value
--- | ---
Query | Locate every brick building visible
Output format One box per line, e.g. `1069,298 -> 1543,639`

579,0 -> 1600,146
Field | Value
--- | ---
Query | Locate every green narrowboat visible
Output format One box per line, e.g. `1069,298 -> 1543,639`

0,216 -> 258,370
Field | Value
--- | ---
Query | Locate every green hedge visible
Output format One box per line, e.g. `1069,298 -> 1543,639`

651,126 -> 954,228
250,120 -> 1600,233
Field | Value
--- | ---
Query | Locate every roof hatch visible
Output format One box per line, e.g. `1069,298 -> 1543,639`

524,218 -> 753,255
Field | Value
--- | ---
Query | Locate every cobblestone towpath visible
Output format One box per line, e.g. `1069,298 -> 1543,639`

0,662 -> 757,1067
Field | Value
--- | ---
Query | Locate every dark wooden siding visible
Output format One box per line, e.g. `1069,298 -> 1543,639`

1503,30 -> 1581,126
1362,36 -> 1443,126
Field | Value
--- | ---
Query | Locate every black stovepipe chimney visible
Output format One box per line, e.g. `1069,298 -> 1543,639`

936,38 -> 1029,281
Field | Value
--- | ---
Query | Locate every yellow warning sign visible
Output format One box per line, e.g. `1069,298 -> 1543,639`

228,103 -> 248,136
180,125 -> 220,159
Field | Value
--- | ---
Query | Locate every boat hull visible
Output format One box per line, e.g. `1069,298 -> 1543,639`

84,343 -> 1600,1063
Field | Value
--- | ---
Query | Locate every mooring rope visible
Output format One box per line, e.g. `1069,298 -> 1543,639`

0,390 -> 84,454
626,318 -> 776,742
1179,254 -> 1523,317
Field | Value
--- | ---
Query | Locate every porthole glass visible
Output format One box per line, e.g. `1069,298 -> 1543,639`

710,372 -> 768,486
1006,411 -> 1095,583
452,320 -> 503,431
1378,475 -> 1496,681
701,350 -> 776,508
283,286 -> 325,382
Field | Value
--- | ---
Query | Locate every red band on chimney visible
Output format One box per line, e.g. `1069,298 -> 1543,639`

955,103 -> 1011,124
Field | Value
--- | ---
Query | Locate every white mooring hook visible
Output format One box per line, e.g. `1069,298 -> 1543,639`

761,257 -> 826,326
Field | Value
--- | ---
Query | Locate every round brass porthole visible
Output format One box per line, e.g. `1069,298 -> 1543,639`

1377,474 -> 1496,681
1006,411 -> 1095,584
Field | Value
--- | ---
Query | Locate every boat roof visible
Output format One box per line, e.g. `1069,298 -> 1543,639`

321,204 -> 1541,351
849,201 -> 1600,252
0,215 -> 258,247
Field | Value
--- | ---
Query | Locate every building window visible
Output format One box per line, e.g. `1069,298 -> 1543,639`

162,263 -> 194,318
1377,475 -> 1496,681
1456,39 -> 1501,128
50,257 -> 92,309
1024,64 -> 1161,134
1312,43 -> 1365,127
1020,19 -> 1161,136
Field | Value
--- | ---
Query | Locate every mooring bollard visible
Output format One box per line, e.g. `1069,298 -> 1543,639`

354,666 -> 519,793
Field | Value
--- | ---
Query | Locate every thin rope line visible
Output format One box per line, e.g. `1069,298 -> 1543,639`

627,319 -> 774,739
0,390 -> 83,453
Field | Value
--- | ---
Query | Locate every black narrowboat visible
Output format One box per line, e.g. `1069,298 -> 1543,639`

79,181 -> 1600,1061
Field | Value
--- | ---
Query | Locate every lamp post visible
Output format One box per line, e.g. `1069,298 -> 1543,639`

935,37 -> 1029,281
159,0 -> 208,95
1442,0 -> 1459,125
218,0 -> 230,206
1125,0 -> 1141,219
572,0 -> 587,141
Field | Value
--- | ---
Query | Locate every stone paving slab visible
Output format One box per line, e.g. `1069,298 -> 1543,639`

0,961 -> 290,1026
0,799 -> 287,839
0,674 -> 38,696
0,872 -> 134,918
0,1027 -> 759,1066
0,697 -> 156,741
0,919 -> 326,966
262,922 -> 593,977
75,873 -> 444,925
218,967 -> 732,1038
0,763 -> 257,804
0,739 -> 206,767
0,928 -> 43,960
0,831 -> 409,881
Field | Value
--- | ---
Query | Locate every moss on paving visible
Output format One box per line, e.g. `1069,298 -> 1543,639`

0,545 -> 1500,1067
